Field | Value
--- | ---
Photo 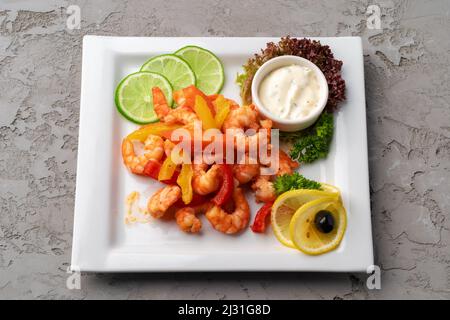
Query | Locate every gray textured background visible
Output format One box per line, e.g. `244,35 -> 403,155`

0,0 -> 449,299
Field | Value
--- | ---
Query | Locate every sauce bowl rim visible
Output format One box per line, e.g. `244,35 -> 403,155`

251,55 -> 329,126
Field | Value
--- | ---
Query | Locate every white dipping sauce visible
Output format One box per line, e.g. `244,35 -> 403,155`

258,64 -> 320,120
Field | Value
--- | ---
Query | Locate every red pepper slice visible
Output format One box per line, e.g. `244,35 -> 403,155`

207,94 -> 219,103
142,159 -> 162,180
211,164 -> 233,206
251,201 -> 274,233
142,158 -> 180,184
174,193 -> 209,208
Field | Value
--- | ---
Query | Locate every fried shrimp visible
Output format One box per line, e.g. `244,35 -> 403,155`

147,185 -> 181,218
260,119 -> 273,130
192,163 -> 222,195
152,87 -> 171,120
223,104 -> 260,131
206,187 -> 250,234
223,104 -> 273,151
277,150 -> 299,176
122,134 -> 164,174
153,86 -> 199,126
233,155 -> 260,185
259,118 -> 273,147
164,139 -> 176,157
252,175 -> 277,203
164,106 -> 199,125
123,87 -> 301,235
175,207 -> 202,233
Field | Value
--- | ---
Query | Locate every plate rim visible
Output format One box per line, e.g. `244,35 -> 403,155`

71,36 -> 373,273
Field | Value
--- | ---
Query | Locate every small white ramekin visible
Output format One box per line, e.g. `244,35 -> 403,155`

251,55 -> 329,132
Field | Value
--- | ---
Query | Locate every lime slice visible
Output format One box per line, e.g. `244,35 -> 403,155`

115,71 -> 173,124
140,54 -> 196,92
175,45 -> 224,95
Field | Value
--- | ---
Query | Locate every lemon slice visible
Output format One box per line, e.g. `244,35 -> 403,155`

271,189 -> 340,248
320,183 -> 342,201
290,197 -> 347,255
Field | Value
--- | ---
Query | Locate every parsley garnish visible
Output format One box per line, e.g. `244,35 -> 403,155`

274,172 -> 321,195
284,112 -> 334,163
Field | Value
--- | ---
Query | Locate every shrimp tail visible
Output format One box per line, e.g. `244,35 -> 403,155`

175,207 -> 202,233
152,87 -> 171,120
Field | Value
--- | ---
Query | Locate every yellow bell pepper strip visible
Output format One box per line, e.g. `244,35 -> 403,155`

194,95 -> 217,130
207,94 -> 219,104
158,155 -> 177,181
212,95 -> 231,129
126,123 -> 182,142
211,94 -> 223,113
173,85 -> 215,115
177,163 -> 194,204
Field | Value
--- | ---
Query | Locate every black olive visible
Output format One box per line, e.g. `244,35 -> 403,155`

314,210 -> 334,233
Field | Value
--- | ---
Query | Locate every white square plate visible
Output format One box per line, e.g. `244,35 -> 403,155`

71,36 -> 373,272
